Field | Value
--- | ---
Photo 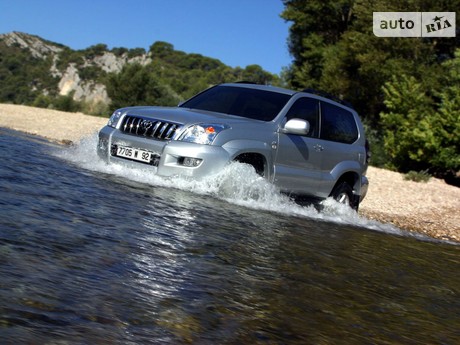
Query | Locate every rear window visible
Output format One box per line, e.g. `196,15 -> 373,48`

180,85 -> 291,121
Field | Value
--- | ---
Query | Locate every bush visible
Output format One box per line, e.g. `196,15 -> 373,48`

404,170 -> 431,183
106,63 -> 180,109
52,93 -> 80,112
362,120 -> 389,168
32,94 -> 52,108
81,100 -> 109,116
380,62 -> 460,179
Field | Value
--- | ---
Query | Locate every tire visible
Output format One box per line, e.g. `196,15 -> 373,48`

331,181 -> 358,210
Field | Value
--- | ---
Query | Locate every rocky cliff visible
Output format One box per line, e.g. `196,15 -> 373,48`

1,31 -> 63,59
0,31 -> 152,105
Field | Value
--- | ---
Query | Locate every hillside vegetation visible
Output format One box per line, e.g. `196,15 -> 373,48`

0,32 -> 280,115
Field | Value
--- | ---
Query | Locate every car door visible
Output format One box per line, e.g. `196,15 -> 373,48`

273,97 -> 323,196
316,101 -> 360,195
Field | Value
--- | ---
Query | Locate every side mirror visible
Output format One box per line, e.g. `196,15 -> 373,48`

282,118 -> 310,136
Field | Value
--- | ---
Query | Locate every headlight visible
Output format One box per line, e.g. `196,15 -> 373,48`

178,124 -> 229,145
107,111 -> 123,128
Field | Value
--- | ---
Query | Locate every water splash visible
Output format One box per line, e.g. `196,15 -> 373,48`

54,133 -> 408,237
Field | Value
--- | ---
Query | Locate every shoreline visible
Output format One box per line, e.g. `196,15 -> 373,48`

1,103 -> 459,243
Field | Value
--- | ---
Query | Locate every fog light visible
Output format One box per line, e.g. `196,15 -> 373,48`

181,157 -> 203,167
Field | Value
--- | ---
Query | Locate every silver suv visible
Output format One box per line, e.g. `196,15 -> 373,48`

97,83 -> 369,209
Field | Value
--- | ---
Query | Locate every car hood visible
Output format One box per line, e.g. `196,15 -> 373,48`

119,106 -> 264,127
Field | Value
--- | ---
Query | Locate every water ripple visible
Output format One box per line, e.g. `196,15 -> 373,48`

1,129 -> 459,344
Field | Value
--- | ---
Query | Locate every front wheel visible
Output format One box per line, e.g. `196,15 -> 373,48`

330,181 -> 358,210
234,153 -> 265,176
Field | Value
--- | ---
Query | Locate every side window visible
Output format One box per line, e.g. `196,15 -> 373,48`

285,97 -> 319,138
320,102 -> 358,144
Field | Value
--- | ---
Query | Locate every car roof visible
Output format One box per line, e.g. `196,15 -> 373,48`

221,82 -> 297,96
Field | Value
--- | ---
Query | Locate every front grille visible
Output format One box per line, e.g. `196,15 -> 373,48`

120,115 -> 181,140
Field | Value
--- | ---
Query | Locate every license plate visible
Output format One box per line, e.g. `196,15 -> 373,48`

115,145 -> 154,164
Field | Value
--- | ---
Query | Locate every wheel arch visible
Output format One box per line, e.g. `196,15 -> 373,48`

330,171 -> 361,209
233,152 -> 268,176
329,160 -> 364,195
332,171 -> 360,193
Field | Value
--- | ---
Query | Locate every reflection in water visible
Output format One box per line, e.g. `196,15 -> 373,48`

0,129 -> 459,344
120,186 -> 460,344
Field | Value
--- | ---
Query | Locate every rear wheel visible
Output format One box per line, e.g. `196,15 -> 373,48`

331,181 -> 358,210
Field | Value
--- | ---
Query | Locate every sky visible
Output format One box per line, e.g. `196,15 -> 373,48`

0,0 -> 292,75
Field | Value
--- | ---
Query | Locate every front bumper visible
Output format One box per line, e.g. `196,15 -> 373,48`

97,126 -> 231,178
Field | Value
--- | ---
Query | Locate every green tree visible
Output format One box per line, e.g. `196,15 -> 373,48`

111,47 -> 128,57
281,0 -> 460,125
53,92 -> 80,112
32,94 -> 52,108
380,75 -> 434,171
84,44 -> 108,59
241,64 -> 276,85
428,51 -> 460,176
107,63 -> 150,108
319,31 -> 435,124
380,52 -> 460,180
281,0 -> 354,88
106,63 -> 179,109
127,47 -> 146,58
149,41 -> 175,59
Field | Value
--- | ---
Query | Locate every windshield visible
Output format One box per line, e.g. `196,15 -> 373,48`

179,85 -> 291,121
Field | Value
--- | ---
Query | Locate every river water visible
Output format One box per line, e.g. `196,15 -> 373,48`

0,128 -> 459,344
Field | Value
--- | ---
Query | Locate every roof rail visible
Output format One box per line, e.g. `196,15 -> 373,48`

235,80 -> 259,84
302,88 -> 353,108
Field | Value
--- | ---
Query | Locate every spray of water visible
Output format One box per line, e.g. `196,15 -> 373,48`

54,134 -> 410,238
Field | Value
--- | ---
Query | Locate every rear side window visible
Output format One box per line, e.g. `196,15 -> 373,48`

320,102 -> 358,144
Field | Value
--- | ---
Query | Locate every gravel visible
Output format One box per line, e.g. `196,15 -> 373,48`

2,104 -> 459,242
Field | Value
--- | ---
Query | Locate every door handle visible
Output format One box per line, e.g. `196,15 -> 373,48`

314,144 -> 324,152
